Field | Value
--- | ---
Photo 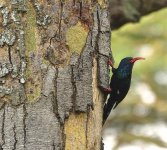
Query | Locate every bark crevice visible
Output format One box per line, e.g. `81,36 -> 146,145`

13,124 -> 17,150
1,107 -> 5,149
23,103 -> 27,148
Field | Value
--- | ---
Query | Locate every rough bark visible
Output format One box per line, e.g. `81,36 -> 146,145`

109,0 -> 167,29
0,0 -> 112,150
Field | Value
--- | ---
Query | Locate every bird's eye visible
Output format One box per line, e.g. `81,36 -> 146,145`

128,59 -> 133,63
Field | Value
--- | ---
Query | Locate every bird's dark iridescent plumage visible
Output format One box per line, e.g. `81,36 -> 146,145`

103,57 -> 144,124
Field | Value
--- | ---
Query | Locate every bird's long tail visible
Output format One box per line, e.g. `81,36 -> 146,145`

103,97 -> 116,125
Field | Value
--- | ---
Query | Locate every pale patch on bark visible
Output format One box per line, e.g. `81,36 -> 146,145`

64,113 -> 87,150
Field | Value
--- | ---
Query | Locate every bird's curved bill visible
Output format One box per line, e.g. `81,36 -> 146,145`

130,57 -> 145,63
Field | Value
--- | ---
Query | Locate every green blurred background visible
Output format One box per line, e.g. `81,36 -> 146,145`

103,8 -> 167,150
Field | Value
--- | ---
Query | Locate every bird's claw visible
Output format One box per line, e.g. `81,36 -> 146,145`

103,88 -> 112,93
107,59 -> 113,67
99,86 -> 112,94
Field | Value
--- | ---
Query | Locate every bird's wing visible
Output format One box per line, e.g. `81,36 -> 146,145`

113,79 -> 131,109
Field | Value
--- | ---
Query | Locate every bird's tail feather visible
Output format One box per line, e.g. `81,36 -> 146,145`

103,98 -> 116,125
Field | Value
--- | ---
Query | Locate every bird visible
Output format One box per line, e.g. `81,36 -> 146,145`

103,57 -> 145,124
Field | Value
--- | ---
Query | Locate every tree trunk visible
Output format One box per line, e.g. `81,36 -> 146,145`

0,1 -> 112,149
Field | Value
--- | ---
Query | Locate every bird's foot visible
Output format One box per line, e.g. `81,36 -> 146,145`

99,86 -> 112,94
107,59 -> 113,67
103,87 -> 112,93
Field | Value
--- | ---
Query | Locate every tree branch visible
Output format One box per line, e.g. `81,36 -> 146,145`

109,0 -> 167,29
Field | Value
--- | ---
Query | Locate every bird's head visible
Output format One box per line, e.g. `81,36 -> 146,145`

119,57 -> 145,66
117,57 -> 145,78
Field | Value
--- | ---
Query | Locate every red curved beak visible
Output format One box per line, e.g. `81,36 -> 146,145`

130,57 -> 145,63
